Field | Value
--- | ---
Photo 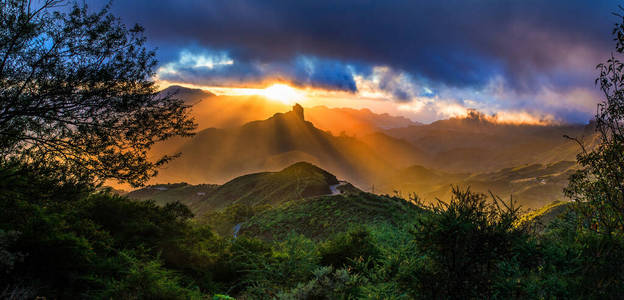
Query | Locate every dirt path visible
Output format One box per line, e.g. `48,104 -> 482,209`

233,223 -> 242,238
329,181 -> 347,195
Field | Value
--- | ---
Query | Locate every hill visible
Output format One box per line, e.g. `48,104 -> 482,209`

379,161 -> 577,209
128,162 -> 359,215
125,183 -> 219,214
149,104 -> 416,188
201,162 -> 341,210
519,200 -> 573,232
239,192 -> 421,240
305,105 -> 421,135
385,111 -> 596,173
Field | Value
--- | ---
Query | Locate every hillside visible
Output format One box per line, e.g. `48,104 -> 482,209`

305,105 -> 421,135
239,192 -> 421,240
125,183 -> 219,214
201,162 -> 341,210
385,111 -> 596,173
128,162 -> 358,215
149,104 -> 415,188
380,161 -> 577,209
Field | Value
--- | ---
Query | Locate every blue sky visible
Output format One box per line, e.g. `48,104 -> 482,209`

97,0 -> 619,124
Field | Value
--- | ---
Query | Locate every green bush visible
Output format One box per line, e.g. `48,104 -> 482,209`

320,226 -> 381,268
93,252 -> 204,300
408,187 -> 532,298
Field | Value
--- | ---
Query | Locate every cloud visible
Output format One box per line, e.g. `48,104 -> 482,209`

99,0 -> 617,123
157,50 -> 358,91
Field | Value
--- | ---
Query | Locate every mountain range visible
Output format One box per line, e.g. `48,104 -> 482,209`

140,86 -> 597,209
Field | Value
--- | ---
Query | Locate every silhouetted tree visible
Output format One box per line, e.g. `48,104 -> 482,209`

0,0 -> 196,186
565,9 -> 624,233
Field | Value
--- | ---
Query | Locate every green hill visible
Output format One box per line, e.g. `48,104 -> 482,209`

127,162 -> 358,216
519,200 -> 573,232
239,192 -> 421,240
203,162 -> 340,210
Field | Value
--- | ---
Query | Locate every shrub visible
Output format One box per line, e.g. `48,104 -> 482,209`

320,226 -> 381,268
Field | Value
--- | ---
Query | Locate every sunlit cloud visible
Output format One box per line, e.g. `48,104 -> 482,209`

155,47 -> 600,125
157,50 -> 234,77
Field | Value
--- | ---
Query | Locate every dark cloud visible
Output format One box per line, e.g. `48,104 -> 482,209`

103,0 -> 614,90
93,0 -> 618,122
157,51 -> 358,91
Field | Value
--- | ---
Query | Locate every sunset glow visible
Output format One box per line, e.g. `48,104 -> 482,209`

261,84 -> 304,105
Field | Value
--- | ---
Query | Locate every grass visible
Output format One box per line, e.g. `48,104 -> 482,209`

239,192 -> 422,240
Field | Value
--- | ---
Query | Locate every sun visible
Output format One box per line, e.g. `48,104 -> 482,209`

262,83 -> 303,104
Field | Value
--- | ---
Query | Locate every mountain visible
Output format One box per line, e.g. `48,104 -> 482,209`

158,86 -> 420,135
146,86 -> 597,210
160,85 -> 215,105
150,104 -> 417,188
128,162 -> 357,215
305,106 -> 421,135
384,111 -> 596,173
198,162 -> 342,210
127,160 -> 571,241
379,160 -> 577,209
239,192 -> 420,240
128,162 -> 419,241
124,183 -> 219,214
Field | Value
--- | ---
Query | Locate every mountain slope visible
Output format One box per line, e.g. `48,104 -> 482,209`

385,112 -> 595,173
159,86 -> 421,135
128,162 -> 359,215
151,104 -> 414,188
202,162 -> 340,210
239,192 -> 421,240
305,105 -> 421,135
379,161 -> 577,209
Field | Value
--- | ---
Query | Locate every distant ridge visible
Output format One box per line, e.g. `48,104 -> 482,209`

157,86 -> 421,134
159,85 -> 215,105
151,103 -> 409,188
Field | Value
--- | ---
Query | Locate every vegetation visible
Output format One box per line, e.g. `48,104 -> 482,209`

2,0 -> 624,299
5,164 -> 624,298
564,14 -> 624,234
0,0 -> 195,186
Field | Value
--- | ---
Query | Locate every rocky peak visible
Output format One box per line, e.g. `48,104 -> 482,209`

293,103 -> 304,120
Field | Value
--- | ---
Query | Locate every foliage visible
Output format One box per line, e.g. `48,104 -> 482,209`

276,266 -> 365,300
0,0 -> 195,186
406,187 -> 534,298
565,7 -> 624,234
92,252 -> 205,300
241,192 -> 420,240
320,227 -> 381,268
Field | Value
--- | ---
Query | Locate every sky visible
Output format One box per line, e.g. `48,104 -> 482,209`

97,0 -> 618,124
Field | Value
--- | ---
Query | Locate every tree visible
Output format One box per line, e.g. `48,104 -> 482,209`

0,0 -> 196,187
410,187 -> 529,298
564,9 -> 624,233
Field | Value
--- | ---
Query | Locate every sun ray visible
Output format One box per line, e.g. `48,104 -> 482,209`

262,84 -> 303,105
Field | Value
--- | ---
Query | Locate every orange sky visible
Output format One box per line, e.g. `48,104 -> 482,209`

157,79 -> 558,125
